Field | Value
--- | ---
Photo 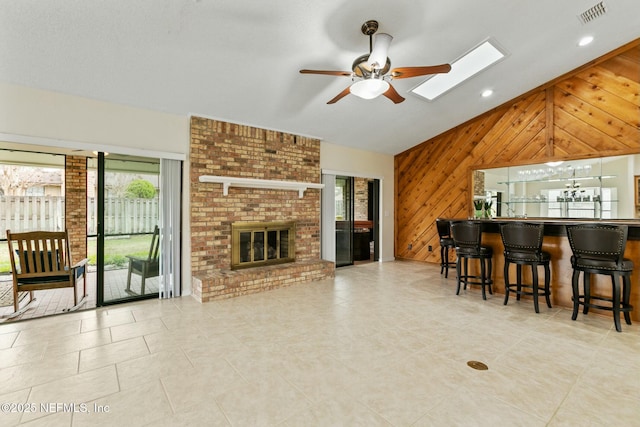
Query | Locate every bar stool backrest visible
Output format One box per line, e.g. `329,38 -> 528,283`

500,222 -> 544,255
436,219 -> 452,239
450,221 -> 482,250
566,224 -> 628,264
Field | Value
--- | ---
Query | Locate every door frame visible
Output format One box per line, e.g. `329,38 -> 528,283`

321,169 -> 384,266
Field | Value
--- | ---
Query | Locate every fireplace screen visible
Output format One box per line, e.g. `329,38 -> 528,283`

231,221 -> 295,269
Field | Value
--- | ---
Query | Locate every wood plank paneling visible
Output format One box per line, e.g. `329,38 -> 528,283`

552,127 -> 602,157
555,87 -> 638,146
600,52 -> 640,84
556,77 -> 640,127
395,41 -> 640,279
577,66 -> 640,105
555,107 -> 632,153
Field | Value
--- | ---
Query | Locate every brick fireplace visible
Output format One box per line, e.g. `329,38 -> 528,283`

189,117 -> 334,302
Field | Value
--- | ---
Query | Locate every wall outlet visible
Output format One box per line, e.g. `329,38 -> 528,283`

428,245 -> 433,251
408,243 -> 412,250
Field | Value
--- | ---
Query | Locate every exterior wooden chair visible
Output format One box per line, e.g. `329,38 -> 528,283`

126,225 -> 160,295
6,229 -> 88,314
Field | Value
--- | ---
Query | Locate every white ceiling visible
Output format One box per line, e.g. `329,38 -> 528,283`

1,0 -> 639,155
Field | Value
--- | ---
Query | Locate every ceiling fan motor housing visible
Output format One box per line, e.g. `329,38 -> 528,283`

352,54 -> 391,77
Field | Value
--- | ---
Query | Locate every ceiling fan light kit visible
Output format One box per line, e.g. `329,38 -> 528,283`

299,19 -> 452,104
350,78 -> 390,99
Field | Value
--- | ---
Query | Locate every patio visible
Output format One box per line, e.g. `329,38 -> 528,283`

0,268 -> 159,322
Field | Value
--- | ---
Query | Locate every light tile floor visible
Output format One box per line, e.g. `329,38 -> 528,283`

0,260 -> 638,426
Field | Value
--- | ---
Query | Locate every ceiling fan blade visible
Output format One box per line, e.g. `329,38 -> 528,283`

390,64 -> 452,79
300,69 -> 352,77
382,84 -> 405,104
327,86 -> 352,104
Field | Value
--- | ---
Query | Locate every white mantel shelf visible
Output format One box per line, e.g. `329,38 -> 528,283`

199,175 -> 324,198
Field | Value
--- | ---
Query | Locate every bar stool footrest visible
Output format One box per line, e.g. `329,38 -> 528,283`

505,284 -> 550,297
573,295 -> 634,313
459,275 -> 493,287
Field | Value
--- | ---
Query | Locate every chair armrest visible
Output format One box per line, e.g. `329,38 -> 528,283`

72,258 -> 89,269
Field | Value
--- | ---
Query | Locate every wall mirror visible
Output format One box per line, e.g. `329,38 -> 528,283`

473,154 -> 640,219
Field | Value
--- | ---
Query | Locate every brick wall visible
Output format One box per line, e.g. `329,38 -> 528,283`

473,170 -> 485,197
355,177 -> 369,220
65,156 -> 87,262
190,117 -> 334,300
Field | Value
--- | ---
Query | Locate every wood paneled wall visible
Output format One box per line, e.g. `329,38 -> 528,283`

395,40 -> 640,264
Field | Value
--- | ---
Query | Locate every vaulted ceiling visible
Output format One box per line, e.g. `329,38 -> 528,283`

1,0 -> 638,155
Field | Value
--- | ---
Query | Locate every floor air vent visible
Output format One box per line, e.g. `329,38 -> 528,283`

578,2 -> 607,24
467,361 -> 488,371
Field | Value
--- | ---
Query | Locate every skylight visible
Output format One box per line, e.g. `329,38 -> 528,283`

411,39 -> 507,101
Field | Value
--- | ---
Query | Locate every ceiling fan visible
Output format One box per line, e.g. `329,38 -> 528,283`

300,20 -> 451,104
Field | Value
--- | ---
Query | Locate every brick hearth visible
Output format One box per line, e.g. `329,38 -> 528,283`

192,259 -> 334,302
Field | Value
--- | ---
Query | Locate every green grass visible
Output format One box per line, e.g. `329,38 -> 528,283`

90,235 -> 154,267
0,259 -> 10,273
0,234 -> 155,274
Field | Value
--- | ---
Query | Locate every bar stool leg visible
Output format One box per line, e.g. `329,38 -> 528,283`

503,260 -> 510,306
516,265 -> 522,301
456,257 -> 462,295
544,263 -> 552,308
532,263 -> 540,314
444,247 -> 450,279
571,269 -> 581,321
463,258 -> 469,290
612,273 -> 622,333
440,245 -> 446,275
623,275 -> 632,326
487,258 -> 493,295
583,273 -> 591,315
480,257 -> 487,300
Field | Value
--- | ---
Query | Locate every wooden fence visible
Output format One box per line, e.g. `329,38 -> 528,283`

1,196 -> 159,239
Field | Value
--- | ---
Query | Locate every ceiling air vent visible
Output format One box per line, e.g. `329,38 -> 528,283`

578,2 -> 607,24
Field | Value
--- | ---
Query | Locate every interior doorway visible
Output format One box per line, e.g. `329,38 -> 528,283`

335,176 -> 354,267
322,173 -> 380,267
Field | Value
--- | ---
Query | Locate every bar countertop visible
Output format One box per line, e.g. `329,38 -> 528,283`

441,217 -> 640,239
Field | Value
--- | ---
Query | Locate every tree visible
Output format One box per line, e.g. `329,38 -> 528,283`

0,165 -> 53,196
124,179 -> 156,199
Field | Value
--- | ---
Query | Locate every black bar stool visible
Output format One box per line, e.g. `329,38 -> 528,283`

566,224 -> 634,332
500,222 -> 552,313
436,219 -> 456,278
450,220 -> 493,299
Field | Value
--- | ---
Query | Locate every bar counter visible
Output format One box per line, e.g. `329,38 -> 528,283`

442,218 -> 640,322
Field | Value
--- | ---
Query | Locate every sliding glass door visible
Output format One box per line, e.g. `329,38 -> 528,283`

96,153 -> 161,304
335,176 -> 354,267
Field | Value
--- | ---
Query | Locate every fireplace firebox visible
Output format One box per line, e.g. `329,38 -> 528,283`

231,221 -> 296,269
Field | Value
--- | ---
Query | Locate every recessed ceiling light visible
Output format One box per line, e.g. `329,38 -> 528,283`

481,89 -> 493,97
411,39 -> 507,101
578,36 -> 594,47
